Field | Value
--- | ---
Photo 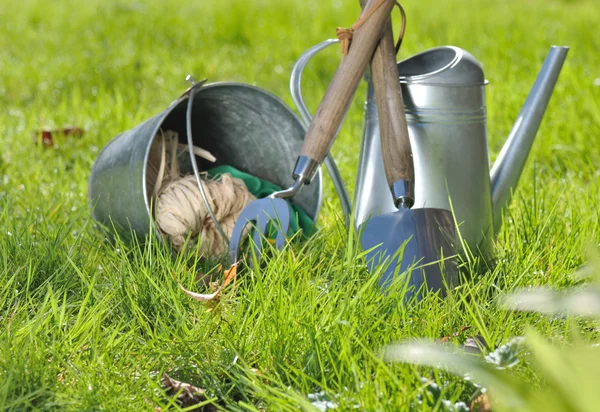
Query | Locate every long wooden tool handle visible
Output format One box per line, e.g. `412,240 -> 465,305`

300,0 -> 395,164
363,2 -> 414,189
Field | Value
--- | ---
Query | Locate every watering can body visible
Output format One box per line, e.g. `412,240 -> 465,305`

354,45 -> 569,259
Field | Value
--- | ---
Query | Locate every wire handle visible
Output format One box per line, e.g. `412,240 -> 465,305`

184,76 -> 230,247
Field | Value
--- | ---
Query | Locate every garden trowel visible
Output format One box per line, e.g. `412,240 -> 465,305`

358,12 -> 458,298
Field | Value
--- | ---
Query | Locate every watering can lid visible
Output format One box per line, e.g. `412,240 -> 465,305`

398,46 -> 486,86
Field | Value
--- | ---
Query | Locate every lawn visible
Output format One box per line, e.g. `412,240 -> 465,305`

1,0 -> 599,410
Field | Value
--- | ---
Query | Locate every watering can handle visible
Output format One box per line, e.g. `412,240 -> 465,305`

296,0 -> 396,181
364,2 -> 414,206
289,38 -> 353,230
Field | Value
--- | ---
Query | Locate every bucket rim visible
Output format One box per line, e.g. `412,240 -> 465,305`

141,81 -> 323,224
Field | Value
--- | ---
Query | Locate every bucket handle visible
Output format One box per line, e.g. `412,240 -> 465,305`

289,39 -> 352,231
184,77 -> 230,247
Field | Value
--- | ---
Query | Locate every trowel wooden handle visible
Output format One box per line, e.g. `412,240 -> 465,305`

365,3 -> 414,188
300,0 -> 395,165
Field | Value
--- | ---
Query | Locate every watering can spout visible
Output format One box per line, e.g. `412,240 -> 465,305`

490,46 -> 569,233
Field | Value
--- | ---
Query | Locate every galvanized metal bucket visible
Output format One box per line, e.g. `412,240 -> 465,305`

88,81 -> 323,243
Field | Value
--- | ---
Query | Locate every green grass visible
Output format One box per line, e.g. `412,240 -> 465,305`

1,0 -> 599,410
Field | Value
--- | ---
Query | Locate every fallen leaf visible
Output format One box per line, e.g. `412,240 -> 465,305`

32,127 -> 84,147
162,373 -> 216,410
470,392 -> 492,412
222,263 -> 237,288
440,326 -> 471,343
176,263 -> 237,302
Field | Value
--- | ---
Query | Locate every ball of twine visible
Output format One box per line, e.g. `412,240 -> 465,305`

156,174 -> 255,255
147,130 -> 256,257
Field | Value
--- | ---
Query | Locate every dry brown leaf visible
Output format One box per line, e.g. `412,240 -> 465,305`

222,263 -> 237,288
470,392 -> 492,412
440,325 -> 471,342
176,263 -> 238,302
162,373 -> 217,410
32,127 -> 84,147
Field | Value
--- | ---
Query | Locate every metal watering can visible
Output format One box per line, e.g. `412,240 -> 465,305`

290,41 -> 569,259
353,45 -> 569,259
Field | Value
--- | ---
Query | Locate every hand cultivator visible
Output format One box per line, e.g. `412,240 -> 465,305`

89,0 -> 569,301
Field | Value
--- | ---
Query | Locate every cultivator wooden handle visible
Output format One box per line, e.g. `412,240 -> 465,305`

361,0 -> 414,205
296,0 -> 395,180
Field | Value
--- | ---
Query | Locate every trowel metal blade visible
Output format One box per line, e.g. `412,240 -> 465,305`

359,208 -> 457,300
228,198 -> 291,264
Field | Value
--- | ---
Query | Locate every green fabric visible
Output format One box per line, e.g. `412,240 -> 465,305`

207,165 -> 316,239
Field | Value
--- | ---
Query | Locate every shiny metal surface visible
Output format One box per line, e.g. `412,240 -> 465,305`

398,48 -> 495,258
89,110 -> 168,241
290,38 -> 352,229
391,179 -> 415,208
354,45 -> 567,259
490,46 -> 569,233
353,77 -> 398,228
292,155 -> 320,184
271,179 -> 304,200
360,207 -> 458,299
185,81 -> 229,247
403,80 -> 495,258
227,197 -> 291,263
399,46 -> 486,85
89,82 -> 323,244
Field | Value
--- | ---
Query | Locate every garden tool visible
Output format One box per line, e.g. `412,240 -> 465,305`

354,45 -> 569,260
228,0 -> 397,263
357,9 -> 457,295
289,38 -> 353,231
